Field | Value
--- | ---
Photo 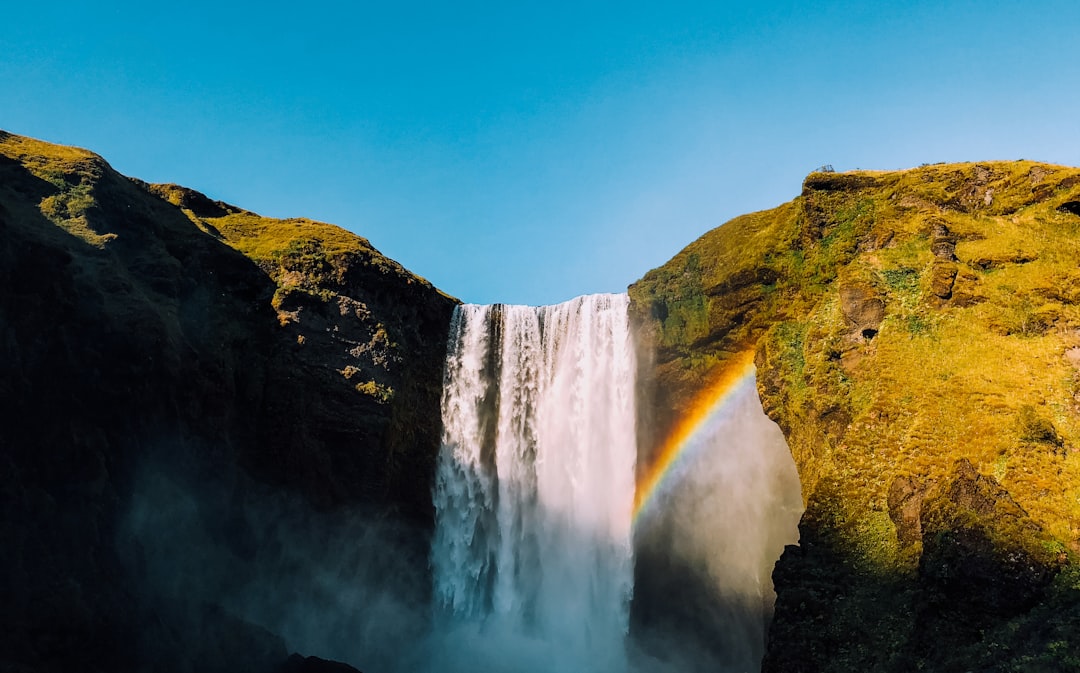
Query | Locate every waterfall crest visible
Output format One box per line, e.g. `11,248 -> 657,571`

432,293 -> 637,671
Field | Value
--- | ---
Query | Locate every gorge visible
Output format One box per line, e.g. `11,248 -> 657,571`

3,130 -> 1080,673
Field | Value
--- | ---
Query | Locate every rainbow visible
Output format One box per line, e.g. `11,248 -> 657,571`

632,350 -> 758,524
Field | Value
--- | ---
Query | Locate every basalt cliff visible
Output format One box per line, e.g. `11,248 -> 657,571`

4,130 -> 1080,672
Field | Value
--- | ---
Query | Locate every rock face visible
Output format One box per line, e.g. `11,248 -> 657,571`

0,132 -> 456,672
278,654 -> 364,673
631,160 -> 1080,671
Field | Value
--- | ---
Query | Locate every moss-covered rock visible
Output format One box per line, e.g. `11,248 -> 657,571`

631,160 -> 1080,671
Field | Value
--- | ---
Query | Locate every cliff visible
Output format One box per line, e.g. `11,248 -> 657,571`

0,131 -> 456,672
630,161 -> 1080,670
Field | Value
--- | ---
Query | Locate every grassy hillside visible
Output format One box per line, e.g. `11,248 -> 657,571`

631,160 -> 1080,671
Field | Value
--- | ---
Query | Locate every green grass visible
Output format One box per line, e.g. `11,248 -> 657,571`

208,212 -> 379,264
637,160 -> 1080,587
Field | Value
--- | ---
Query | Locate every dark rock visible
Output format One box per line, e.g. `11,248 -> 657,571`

143,181 -> 245,219
1057,200 -> 1080,216
802,172 -> 879,194
970,253 -> 1037,270
189,604 -> 289,673
0,133 -> 454,673
948,267 -> 983,307
1058,175 -> 1080,190
857,227 -> 894,252
818,405 -> 852,442
838,283 -> 885,335
278,654 -> 363,673
887,475 -> 926,548
705,266 -> 779,297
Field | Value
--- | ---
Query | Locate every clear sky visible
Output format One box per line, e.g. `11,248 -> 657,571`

3,1 -> 1079,305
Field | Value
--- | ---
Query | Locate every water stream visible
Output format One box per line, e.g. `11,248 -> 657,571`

432,294 -> 637,672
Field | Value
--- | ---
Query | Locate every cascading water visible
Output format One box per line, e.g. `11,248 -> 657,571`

430,292 -> 802,673
432,294 -> 637,672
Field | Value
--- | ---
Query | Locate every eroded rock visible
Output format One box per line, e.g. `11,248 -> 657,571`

929,221 -> 958,261
839,283 -> 885,338
929,261 -> 958,299
887,475 -> 926,549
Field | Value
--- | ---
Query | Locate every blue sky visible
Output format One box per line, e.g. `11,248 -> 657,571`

4,1 -> 1079,304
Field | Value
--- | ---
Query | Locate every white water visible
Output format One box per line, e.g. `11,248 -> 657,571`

432,294 -> 637,672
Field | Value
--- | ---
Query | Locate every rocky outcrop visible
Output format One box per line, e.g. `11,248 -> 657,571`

0,132 -> 456,672
278,654 -> 364,673
631,160 -> 1080,671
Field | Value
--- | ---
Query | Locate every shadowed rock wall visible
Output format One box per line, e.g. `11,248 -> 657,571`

0,131 -> 456,673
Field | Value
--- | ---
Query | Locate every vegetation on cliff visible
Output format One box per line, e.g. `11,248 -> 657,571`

631,160 -> 1080,671
0,130 -> 455,672
144,181 -> 458,512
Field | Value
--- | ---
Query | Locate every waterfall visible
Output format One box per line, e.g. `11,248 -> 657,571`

432,293 -> 637,672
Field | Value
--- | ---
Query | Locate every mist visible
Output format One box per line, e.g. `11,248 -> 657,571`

632,374 -> 804,672
120,452 -> 435,673
118,348 -> 801,673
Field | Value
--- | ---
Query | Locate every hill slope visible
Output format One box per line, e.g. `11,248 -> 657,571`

631,160 -> 1080,671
